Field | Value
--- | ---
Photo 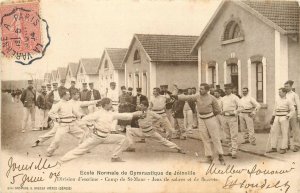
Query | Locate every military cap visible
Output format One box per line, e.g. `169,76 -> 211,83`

28,80 -> 33,84
128,87 -> 133,91
224,84 -> 233,89
136,88 -> 142,92
60,79 -> 66,83
46,83 -> 51,86
88,82 -> 94,85
121,86 -> 126,90
82,82 -> 87,85
110,82 -> 116,86
52,82 -> 58,85
285,80 -> 294,86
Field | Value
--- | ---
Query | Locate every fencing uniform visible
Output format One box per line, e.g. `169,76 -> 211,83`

239,95 -> 261,143
150,95 -> 174,139
215,97 -> 225,141
36,100 -> 97,145
178,93 -> 224,157
270,97 -> 295,150
286,90 -> 300,149
220,93 -> 241,156
107,88 -> 119,131
59,109 -> 135,163
46,99 -> 85,156
126,110 -> 180,150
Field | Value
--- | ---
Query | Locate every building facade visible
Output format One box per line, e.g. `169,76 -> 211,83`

98,48 -> 127,96
76,58 -> 100,90
191,0 -> 300,129
65,62 -> 79,88
123,34 -> 198,98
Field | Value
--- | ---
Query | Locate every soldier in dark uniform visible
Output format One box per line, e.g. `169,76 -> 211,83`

87,82 -> 101,113
131,88 -> 148,128
87,82 -> 101,100
80,82 -> 89,101
68,78 -> 79,97
160,85 -> 175,131
58,79 -> 67,98
118,86 -> 132,131
20,80 -> 37,132
127,87 -> 134,112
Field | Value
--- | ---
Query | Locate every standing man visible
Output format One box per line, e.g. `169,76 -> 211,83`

80,82 -> 89,101
220,84 -> 242,159
131,87 -> 148,138
284,80 -> 300,152
58,79 -> 67,98
46,90 -> 86,157
58,98 -> 143,163
48,82 -> 61,105
20,80 -> 37,132
150,87 -> 175,140
118,86 -> 132,131
172,83 -> 225,164
240,87 -> 261,145
68,78 -> 79,97
107,82 -> 119,132
87,82 -> 101,113
80,82 -> 90,114
160,85 -> 175,134
214,90 -> 225,142
36,84 -> 49,130
191,87 -> 198,129
106,82 -> 119,111
268,88 -> 295,154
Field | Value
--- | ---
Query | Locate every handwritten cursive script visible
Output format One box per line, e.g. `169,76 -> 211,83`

206,162 -> 295,193
6,156 -> 59,187
206,162 -> 295,178
223,176 -> 290,193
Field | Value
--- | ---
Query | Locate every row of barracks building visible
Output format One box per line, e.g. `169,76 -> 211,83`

43,0 -> 300,130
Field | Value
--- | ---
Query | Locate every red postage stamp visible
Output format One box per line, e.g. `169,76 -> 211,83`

0,1 -> 50,65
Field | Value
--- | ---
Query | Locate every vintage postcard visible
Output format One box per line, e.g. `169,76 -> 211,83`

1,0 -> 300,192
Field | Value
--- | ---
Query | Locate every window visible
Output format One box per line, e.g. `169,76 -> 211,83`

134,50 -> 141,61
229,63 -> 238,90
224,21 -> 242,40
222,19 -> 244,44
256,62 -> 263,102
210,67 -> 216,87
104,60 -> 108,69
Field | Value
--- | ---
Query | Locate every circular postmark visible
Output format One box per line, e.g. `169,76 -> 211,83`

0,2 -> 50,65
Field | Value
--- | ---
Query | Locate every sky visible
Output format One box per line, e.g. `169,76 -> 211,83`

1,0 -> 221,80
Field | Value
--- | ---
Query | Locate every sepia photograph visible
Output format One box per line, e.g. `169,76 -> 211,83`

0,0 -> 300,192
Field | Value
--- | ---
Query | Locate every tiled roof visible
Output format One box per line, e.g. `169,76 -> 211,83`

106,48 -> 128,69
80,58 -> 100,75
57,67 -> 67,80
134,34 -> 198,62
242,0 -> 299,34
68,62 -> 79,76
